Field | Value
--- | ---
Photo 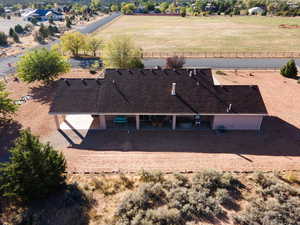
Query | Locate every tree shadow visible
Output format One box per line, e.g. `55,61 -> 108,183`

18,183 -> 95,225
29,80 -> 59,105
0,119 -> 22,162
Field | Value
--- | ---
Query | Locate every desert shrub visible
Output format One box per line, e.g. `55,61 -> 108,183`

280,59 -> 298,77
252,172 -> 299,202
0,32 -> 8,46
165,56 -> 185,69
215,189 -> 233,206
233,198 -> 300,225
116,183 -> 166,225
173,173 -> 190,188
167,187 -> 224,221
139,170 -> 165,184
141,207 -> 182,225
192,170 -> 240,193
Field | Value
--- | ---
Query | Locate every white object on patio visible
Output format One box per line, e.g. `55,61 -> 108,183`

60,115 -> 94,130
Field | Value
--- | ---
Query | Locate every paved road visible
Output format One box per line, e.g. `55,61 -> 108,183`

0,13 -> 121,77
144,58 -> 300,69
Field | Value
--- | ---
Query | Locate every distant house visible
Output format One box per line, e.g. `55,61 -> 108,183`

22,9 -> 64,21
49,68 -> 268,131
248,7 -> 265,15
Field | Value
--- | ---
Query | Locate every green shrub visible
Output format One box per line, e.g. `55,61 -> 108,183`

0,129 -> 66,202
139,170 -> 165,183
142,207 -> 182,225
280,59 -> 298,77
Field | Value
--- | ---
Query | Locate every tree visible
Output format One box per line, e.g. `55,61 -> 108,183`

180,6 -> 187,17
39,23 -> 49,39
86,36 -> 102,56
9,28 -> 19,43
103,35 -> 144,69
17,48 -> 70,84
65,16 -> 72,28
0,32 -> 8,46
166,56 -> 186,69
91,0 -> 101,11
280,59 -> 298,77
0,81 -> 17,121
160,2 -> 169,13
121,3 -> 136,14
14,24 -> 24,34
0,129 -> 66,202
111,4 -> 119,12
61,32 -> 86,57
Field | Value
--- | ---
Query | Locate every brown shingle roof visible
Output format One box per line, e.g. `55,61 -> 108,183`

49,68 -> 268,115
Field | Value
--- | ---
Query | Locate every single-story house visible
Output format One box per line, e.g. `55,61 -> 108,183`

248,7 -> 265,15
49,68 -> 268,131
22,9 -> 64,21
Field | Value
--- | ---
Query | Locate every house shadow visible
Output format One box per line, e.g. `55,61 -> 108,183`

0,119 -> 22,162
64,116 -> 300,157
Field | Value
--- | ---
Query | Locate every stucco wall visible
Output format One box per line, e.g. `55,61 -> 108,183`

212,115 -> 263,130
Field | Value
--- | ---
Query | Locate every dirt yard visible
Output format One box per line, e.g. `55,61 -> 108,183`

1,69 -> 300,172
94,15 -> 300,53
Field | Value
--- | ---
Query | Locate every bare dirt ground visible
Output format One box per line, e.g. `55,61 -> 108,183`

1,69 -> 300,172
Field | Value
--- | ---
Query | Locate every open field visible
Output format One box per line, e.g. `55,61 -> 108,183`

94,15 -> 300,53
1,69 -> 300,172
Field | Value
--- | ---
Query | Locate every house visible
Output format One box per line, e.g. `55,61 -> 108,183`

248,7 -> 265,15
22,9 -> 64,21
49,68 -> 268,131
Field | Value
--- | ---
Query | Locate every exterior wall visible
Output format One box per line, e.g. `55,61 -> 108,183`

212,115 -> 263,130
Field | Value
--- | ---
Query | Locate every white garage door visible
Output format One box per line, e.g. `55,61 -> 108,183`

212,115 -> 263,130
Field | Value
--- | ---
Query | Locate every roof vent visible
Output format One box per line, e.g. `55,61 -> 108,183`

196,81 -> 200,86
64,79 -> 70,86
226,104 -> 232,113
171,83 -> 176,96
193,69 -> 197,76
112,79 -> 115,84
189,71 -> 193,77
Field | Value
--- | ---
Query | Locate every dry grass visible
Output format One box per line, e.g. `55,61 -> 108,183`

94,15 -> 300,52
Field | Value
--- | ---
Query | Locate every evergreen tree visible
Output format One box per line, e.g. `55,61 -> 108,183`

0,129 -> 66,202
39,23 -> 49,39
0,81 -> 17,121
0,32 -> 8,46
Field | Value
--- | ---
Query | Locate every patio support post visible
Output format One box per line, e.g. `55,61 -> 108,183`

136,115 -> 140,130
54,115 -> 60,130
99,115 -> 107,130
172,115 -> 176,130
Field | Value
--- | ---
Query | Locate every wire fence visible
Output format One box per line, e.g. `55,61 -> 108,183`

141,51 -> 300,58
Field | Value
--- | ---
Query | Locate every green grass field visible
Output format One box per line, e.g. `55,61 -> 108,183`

94,15 -> 300,53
